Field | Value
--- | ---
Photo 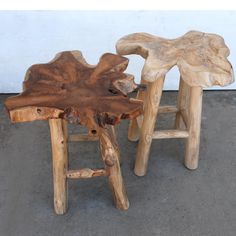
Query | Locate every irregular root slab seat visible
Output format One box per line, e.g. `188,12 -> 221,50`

5,51 -> 143,214
116,30 -> 234,176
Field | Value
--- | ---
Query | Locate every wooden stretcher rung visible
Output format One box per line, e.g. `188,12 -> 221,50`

66,168 -> 107,179
152,129 -> 189,139
158,106 -> 178,114
68,134 -> 99,142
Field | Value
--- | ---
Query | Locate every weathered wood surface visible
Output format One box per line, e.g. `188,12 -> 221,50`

68,133 -> 99,142
134,77 -> 165,176
184,86 -> 203,170
49,118 -> 68,214
152,130 -> 189,139
5,51 -> 143,130
99,125 -> 129,210
117,31 -> 234,175
67,168 -> 107,179
116,31 -> 234,87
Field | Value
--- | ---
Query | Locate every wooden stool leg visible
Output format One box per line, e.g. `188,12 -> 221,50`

49,119 -> 68,214
175,77 -> 190,129
128,78 -> 147,141
99,125 -> 129,210
184,86 -> 203,169
110,126 -> 122,164
134,77 -> 165,176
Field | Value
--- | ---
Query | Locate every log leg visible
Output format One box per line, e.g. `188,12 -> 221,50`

99,125 -> 129,210
110,126 -> 122,164
49,118 -> 68,214
175,77 -> 190,129
134,77 -> 165,176
184,86 -> 203,170
128,77 -> 147,141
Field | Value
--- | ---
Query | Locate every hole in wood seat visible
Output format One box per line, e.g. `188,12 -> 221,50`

91,129 -> 97,135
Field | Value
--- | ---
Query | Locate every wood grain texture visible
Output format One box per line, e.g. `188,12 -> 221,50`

128,77 -> 146,141
134,77 -> 165,176
99,125 -> 129,210
152,130 -> 189,139
116,31 -> 234,87
67,168 -> 107,179
5,51 -> 143,131
49,118 -> 68,215
175,78 -> 190,129
184,86 -> 203,170
68,134 -> 98,142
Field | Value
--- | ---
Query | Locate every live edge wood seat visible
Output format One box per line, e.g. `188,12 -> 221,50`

116,31 -> 234,176
5,51 -> 143,214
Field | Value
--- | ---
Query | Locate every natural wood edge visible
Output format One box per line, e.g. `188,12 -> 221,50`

116,31 -> 234,87
152,130 -> 189,139
158,106 -> 178,114
66,168 -> 107,179
8,106 -> 63,123
68,134 -> 99,142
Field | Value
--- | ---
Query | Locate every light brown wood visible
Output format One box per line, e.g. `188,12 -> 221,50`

99,125 -> 129,210
158,106 -> 178,114
68,134 -> 98,142
134,77 -> 165,176
67,168 -> 107,178
185,86 -> 203,169
153,130 -> 189,139
175,78 -> 190,129
117,31 -> 234,175
128,78 -> 147,142
116,31 -> 234,87
180,110 -> 188,129
136,115 -> 143,129
49,118 -> 68,215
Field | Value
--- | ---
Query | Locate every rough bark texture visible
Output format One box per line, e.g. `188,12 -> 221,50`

5,51 -> 143,131
116,31 -> 234,87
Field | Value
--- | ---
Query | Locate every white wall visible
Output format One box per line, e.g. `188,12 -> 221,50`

0,11 -> 235,93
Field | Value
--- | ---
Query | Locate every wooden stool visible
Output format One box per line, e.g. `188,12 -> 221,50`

5,51 -> 143,214
116,31 -> 234,176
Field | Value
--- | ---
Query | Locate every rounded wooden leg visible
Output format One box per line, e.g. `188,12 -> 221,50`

175,77 -> 190,129
134,77 -> 165,176
49,119 -> 68,214
99,125 -> 129,210
128,78 -> 147,142
184,86 -> 203,170
128,118 -> 140,142
110,126 -> 122,165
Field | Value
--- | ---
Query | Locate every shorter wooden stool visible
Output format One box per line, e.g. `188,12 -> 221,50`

116,31 -> 234,176
5,51 -> 143,214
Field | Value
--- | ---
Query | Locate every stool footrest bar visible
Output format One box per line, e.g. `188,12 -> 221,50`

158,106 -> 178,114
67,168 -> 107,179
68,134 -> 99,142
153,130 -> 189,139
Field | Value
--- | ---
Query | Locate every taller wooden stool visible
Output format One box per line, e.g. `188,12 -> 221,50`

5,51 -> 143,214
116,31 -> 234,176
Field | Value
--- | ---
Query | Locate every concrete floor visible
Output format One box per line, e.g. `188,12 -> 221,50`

0,91 -> 235,236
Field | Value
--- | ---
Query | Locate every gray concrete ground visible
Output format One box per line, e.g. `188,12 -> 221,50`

0,91 -> 235,236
